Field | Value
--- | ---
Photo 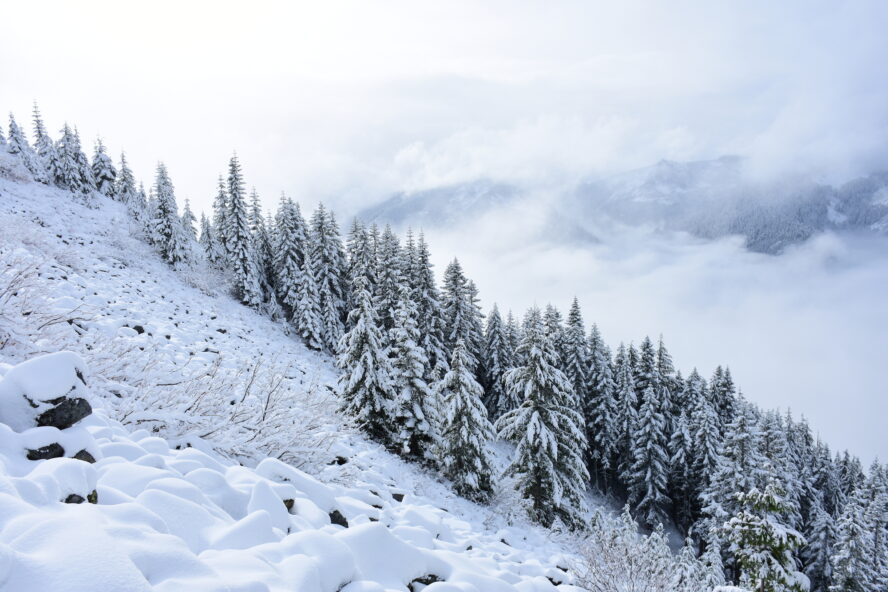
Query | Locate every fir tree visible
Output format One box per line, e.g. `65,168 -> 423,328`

802,494 -> 836,592
496,307 -> 589,528
72,128 -> 96,198
614,343 -> 640,486
199,213 -> 215,259
310,204 -> 347,352
411,233 -> 449,382
437,340 -> 495,501
151,163 -> 190,265
669,409 -> 695,533
91,138 -> 117,198
442,259 -> 483,369
273,195 -> 307,318
543,304 -> 567,368
374,224 -> 404,332
115,152 -> 143,220
724,483 -> 809,592
389,287 -> 438,463
337,276 -> 395,445
562,298 -> 589,403
212,175 -> 229,259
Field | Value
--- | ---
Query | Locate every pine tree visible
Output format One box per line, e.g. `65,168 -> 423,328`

181,198 -> 197,239
481,304 -> 510,419
585,324 -> 617,490
724,483 -> 809,592
437,340 -> 495,501
628,384 -> 671,529
496,307 -> 589,528
225,155 -> 262,307
151,163 -> 190,265
31,103 -> 55,183
7,113 -> 41,179
295,248 -> 324,350
91,138 -> 117,198
389,287 -> 438,463
337,276 -> 395,445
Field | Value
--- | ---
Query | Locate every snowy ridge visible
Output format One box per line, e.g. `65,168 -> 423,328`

0,160 -> 581,591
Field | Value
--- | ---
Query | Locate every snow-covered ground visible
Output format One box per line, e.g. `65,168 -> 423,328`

0,161 -> 583,591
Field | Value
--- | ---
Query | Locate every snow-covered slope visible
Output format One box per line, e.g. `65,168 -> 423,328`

0,161 -> 581,591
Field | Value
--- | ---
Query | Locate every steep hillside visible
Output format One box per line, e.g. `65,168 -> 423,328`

0,159 -> 582,591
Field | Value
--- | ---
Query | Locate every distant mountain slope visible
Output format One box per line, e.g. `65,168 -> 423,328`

359,157 -> 888,253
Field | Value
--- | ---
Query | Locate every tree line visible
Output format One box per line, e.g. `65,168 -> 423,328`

4,105 -> 886,592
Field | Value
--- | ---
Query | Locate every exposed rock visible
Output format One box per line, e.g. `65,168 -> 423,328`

64,493 -> 85,504
72,449 -> 96,463
392,492 -> 405,502
409,574 -> 442,591
283,499 -> 294,512
36,397 -> 91,429
328,509 -> 348,528
26,442 -> 65,461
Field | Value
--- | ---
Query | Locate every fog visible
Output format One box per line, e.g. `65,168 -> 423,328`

3,0 -> 887,461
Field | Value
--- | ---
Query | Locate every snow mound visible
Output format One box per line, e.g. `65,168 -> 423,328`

0,354 -> 576,591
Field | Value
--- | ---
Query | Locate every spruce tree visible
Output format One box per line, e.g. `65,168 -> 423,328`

442,259 -> 483,368
273,195 -> 306,318
115,152 -> 143,220
614,343 -> 639,486
151,163 -> 190,265
181,198 -> 197,239
411,233 -> 449,382
91,138 -> 117,198
830,491 -> 874,592
225,155 -> 262,307
562,298 -> 589,402
496,307 -> 589,528
295,248 -> 324,350
374,224 -> 404,332
724,483 -> 809,592
669,409 -> 695,533
199,213 -> 215,260
7,113 -> 41,179
390,287 -> 438,463
310,204 -> 347,351
585,324 -> 618,490
628,384 -> 671,529
337,276 -> 395,445
802,494 -> 836,592
438,340 -> 495,502
248,188 -> 276,306
72,128 -> 96,198
212,175 -> 229,259
31,102 -> 56,184
543,304 -> 567,368
481,304 -> 510,419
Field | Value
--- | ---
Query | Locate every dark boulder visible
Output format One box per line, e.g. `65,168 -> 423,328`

26,442 -> 65,461
328,509 -> 349,528
72,449 -> 96,463
36,397 -> 92,429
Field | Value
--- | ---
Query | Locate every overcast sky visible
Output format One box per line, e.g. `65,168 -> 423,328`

5,1 -> 888,461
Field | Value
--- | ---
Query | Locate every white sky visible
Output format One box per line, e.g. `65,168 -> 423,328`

4,0 -> 888,461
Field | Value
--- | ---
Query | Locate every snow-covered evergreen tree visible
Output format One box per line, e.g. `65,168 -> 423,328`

802,494 -> 836,592
115,152 -> 143,220
562,298 -> 589,403
829,490 -> 874,592
31,103 -> 55,183
613,343 -> 639,485
442,259 -> 483,369
481,304 -> 510,419
627,384 -> 671,529
295,248 -> 324,350
7,113 -> 41,179
91,138 -> 117,198
669,409 -> 695,533
310,204 -> 347,352
389,287 -> 438,464
151,163 -> 190,265
438,339 -> 495,502
181,198 -> 197,239
72,128 -> 96,198
272,195 -> 307,318
225,155 -> 262,307
212,175 -> 229,260
724,483 -> 809,592
585,323 -> 617,490
374,225 -> 404,332
337,276 -> 395,445
412,233 -> 449,382
496,307 -> 589,528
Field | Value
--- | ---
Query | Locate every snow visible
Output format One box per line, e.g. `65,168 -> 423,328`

0,162 -> 582,590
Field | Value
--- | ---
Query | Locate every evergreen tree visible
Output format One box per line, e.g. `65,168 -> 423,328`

225,155 -> 262,307
830,491 -> 874,592
273,195 -> 307,318
585,324 -> 617,490
628,384 -> 671,529
374,224 -> 404,332
690,390 -> 722,506
31,103 -> 56,183
724,483 -> 809,592
802,494 -> 836,592
543,304 -> 567,368
295,248 -> 324,350
7,113 -> 41,179
310,204 -> 347,351
437,340 -> 495,501
337,276 -> 395,445
710,366 -> 737,427
614,343 -> 639,486
181,198 -> 197,239
496,307 -> 589,528
248,188 -> 276,305
442,259 -> 483,368
390,287 -> 438,463
199,213 -> 215,260
411,233 -> 449,382
115,152 -> 143,220
151,163 -> 190,265
562,298 -> 589,402
481,304 -> 510,419
72,128 -> 96,198
212,175 -> 229,259
669,409 -> 695,533
91,138 -> 117,198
